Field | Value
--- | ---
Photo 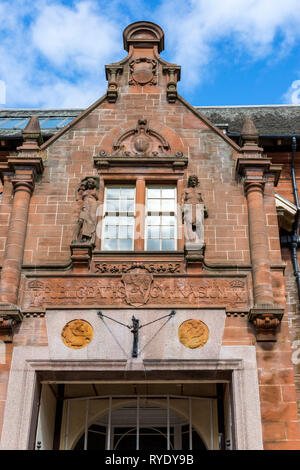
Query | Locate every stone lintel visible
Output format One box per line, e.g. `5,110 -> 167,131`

93,154 -> 188,169
0,303 -> 23,343
248,306 -> 284,342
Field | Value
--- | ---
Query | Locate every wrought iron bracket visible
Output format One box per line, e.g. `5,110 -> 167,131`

98,310 -> 176,357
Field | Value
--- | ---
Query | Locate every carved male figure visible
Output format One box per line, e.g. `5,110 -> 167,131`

182,175 -> 207,249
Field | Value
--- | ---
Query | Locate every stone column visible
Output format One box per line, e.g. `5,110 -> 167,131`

245,180 -> 274,306
236,117 -> 284,341
0,116 -> 44,341
0,177 -> 33,305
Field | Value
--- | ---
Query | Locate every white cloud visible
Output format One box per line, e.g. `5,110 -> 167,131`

158,0 -> 300,87
31,2 -> 121,70
1,0 -> 300,107
284,80 -> 300,104
0,0 -> 123,108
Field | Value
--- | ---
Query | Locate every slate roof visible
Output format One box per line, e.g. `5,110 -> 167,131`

0,105 -> 299,138
196,105 -> 300,137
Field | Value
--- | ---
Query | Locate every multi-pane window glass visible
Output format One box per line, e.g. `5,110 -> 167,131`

146,185 -> 176,251
102,186 -> 135,250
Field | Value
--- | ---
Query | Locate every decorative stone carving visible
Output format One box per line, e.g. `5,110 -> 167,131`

182,175 -> 208,253
112,119 -> 170,157
0,304 -> 23,343
105,65 -> 123,103
23,276 -> 249,311
121,265 -> 154,307
163,66 -> 181,103
93,261 -> 182,274
123,21 -> 165,53
129,58 -> 157,86
248,306 -> 284,342
61,319 -> 93,349
72,177 -> 99,245
178,319 -> 209,349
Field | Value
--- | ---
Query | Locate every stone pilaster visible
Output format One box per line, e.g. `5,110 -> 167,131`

0,116 -> 44,341
236,117 -> 284,341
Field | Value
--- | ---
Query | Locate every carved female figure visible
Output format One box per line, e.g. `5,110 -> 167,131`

73,178 -> 98,244
181,175 -> 207,250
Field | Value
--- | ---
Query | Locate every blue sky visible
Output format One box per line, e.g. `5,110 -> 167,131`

0,0 -> 300,108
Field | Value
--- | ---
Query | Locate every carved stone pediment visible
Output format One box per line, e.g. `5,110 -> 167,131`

113,119 -> 170,156
94,119 -> 188,169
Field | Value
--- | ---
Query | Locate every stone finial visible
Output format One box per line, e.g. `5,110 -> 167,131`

17,115 -> 43,151
123,21 -> 165,53
241,116 -> 259,148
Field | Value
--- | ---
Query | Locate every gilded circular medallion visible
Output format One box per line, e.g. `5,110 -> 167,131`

61,319 -> 93,349
178,319 -> 209,349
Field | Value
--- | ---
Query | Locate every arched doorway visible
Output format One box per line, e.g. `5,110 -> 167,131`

74,400 -> 207,450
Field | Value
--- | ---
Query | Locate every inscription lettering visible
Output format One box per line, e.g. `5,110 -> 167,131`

22,277 -> 248,309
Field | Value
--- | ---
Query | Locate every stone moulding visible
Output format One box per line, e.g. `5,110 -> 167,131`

93,152 -> 188,170
0,345 -> 263,450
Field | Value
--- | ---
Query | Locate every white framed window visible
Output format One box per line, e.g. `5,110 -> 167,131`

145,185 -> 177,251
102,186 -> 135,251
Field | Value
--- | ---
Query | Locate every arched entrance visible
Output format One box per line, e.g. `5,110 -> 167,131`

74,401 -> 207,450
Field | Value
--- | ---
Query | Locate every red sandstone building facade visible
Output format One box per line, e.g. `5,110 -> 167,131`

0,21 -> 300,450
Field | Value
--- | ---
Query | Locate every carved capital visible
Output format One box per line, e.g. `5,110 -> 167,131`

236,157 -> 271,179
244,180 -> 265,195
0,304 -> 23,342
7,156 -> 44,183
249,306 -> 284,341
12,179 -> 35,195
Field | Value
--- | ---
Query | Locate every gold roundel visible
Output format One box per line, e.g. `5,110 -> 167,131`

61,319 -> 93,349
178,319 -> 209,349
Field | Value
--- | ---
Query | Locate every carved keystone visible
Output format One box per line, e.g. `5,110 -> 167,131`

248,306 -> 284,342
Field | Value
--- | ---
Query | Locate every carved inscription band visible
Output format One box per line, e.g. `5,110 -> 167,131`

24,276 -> 248,309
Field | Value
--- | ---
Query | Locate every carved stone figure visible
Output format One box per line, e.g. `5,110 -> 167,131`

182,175 -> 207,251
73,178 -> 98,244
